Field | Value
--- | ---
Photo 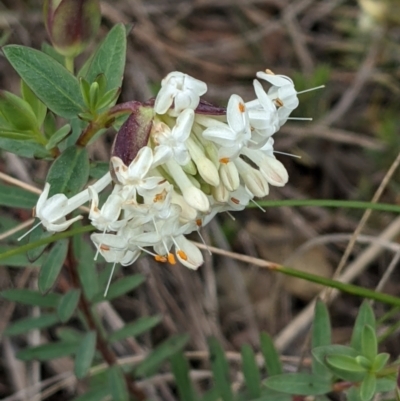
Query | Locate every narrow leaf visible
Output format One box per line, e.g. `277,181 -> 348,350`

74,331 -> 97,379
241,344 -> 261,398
170,351 -> 197,401
38,239 -> 68,293
326,355 -> 366,372
312,300 -> 332,378
0,289 -> 60,308
4,313 -> 59,336
0,184 -> 38,209
3,45 -> 85,118
92,274 -> 145,303
361,325 -> 377,361
265,373 -> 332,396
46,146 -> 89,197
45,124 -> 71,150
208,337 -> 234,401
108,366 -> 129,401
351,301 -> 376,353
17,341 -> 78,361
135,334 -> 190,378
26,221 -> 52,262
74,237 -> 99,301
260,332 -> 282,375
0,138 -> 50,158
109,315 -> 161,343
360,373 -> 376,401
84,24 -> 126,91
21,79 -> 47,126
57,289 -> 81,322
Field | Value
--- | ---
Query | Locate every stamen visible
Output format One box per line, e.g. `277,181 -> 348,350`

17,221 -> 42,242
168,253 -> 176,264
287,117 -> 313,121
297,85 -> 325,95
155,255 -> 167,263
196,219 -> 202,227
100,244 -> 110,251
273,150 -> 302,159
138,246 -> 168,263
238,102 -> 246,113
219,157 -> 230,164
231,197 -> 240,205
226,211 -> 236,221
265,69 -> 274,75
177,250 -> 187,261
196,228 -> 212,255
274,98 -> 284,108
104,262 -> 117,297
251,199 -> 266,212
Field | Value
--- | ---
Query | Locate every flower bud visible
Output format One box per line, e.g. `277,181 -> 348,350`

111,106 -> 154,167
43,0 -> 101,57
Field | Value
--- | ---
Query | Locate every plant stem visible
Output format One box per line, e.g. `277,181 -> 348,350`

65,56 -> 74,73
76,101 -> 142,146
66,241 -> 146,400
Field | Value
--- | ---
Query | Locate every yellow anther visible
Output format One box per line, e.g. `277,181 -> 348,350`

177,250 -> 188,261
155,255 -> 167,263
219,157 -> 230,164
231,197 -> 240,205
168,253 -> 176,264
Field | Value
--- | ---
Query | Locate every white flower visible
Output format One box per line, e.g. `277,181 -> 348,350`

33,183 -> 83,233
202,94 -> 251,161
91,233 -> 141,266
152,109 -> 194,166
246,80 -> 280,148
110,146 -> 163,198
256,70 -> 299,126
154,71 -> 207,115
88,187 -> 125,232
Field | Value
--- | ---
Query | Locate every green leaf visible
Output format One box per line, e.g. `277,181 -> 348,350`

375,377 -> 396,392
57,289 -> 81,323
0,129 -> 33,140
108,366 -> 129,401
72,386 -> 109,401
0,138 -> 50,158
360,373 -> 376,401
26,221 -> 52,262
170,351 -> 197,401
0,184 -> 38,209
84,24 -> 126,91
0,289 -> 60,307
265,373 -> 332,396
45,124 -> 71,150
56,327 -> 84,343
326,355 -> 367,372
92,274 -> 145,303
0,90 -> 38,131
17,341 -> 78,361
312,300 -> 332,378
135,334 -> 190,378
347,387 -> 362,401
46,146 -> 89,197
4,313 -> 59,336
208,337 -> 234,401
312,345 -> 366,382
3,45 -> 85,119
21,79 -> 47,126
109,315 -> 161,343
38,239 -> 68,293
361,325 -> 377,361
89,161 -> 109,179
74,331 -> 97,379
351,301 -> 376,353
241,344 -> 261,399
372,353 -> 390,372
260,332 -> 282,375
74,237 -> 99,301
41,42 -> 66,66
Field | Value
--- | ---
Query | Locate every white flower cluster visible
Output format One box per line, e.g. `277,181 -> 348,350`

28,69 -> 303,272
